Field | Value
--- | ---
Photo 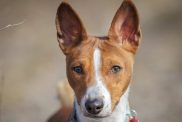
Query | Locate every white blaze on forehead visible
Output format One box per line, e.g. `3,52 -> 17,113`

93,48 -> 102,83
89,48 -> 112,115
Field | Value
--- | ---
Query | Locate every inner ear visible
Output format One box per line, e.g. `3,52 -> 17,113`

108,0 -> 141,52
56,2 -> 87,54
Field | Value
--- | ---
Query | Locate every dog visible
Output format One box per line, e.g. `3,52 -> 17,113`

48,0 -> 141,122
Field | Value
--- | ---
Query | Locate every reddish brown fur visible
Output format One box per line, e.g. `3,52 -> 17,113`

47,107 -> 72,122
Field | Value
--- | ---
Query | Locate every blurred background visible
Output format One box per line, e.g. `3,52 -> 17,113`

0,0 -> 182,122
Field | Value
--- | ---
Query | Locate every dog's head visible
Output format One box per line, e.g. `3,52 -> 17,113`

55,0 -> 141,118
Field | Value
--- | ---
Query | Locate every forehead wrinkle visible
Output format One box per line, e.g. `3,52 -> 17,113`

101,40 -> 133,59
68,40 -> 95,58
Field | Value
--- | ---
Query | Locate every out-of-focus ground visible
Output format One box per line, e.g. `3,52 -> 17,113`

0,0 -> 182,122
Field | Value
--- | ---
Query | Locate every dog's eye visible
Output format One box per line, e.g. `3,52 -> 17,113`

110,65 -> 122,74
72,66 -> 83,74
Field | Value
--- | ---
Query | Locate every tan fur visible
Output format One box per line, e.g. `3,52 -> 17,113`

57,80 -> 74,107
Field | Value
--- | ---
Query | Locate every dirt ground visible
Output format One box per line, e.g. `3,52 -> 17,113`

0,0 -> 182,122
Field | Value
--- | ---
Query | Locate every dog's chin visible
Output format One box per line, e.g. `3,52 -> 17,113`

83,113 -> 111,119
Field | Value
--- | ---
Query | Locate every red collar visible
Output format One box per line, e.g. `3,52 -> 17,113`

129,110 -> 139,122
130,116 -> 139,122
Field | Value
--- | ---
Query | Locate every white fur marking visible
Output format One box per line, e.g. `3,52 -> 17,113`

93,48 -> 102,83
92,48 -> 112,116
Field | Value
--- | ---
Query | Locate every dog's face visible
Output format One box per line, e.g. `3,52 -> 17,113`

56,0 -> 141,118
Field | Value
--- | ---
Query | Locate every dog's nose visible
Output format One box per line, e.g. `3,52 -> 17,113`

85,98 -> 104,115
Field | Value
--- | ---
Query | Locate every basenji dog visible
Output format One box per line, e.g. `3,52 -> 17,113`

48,0 -> 141,122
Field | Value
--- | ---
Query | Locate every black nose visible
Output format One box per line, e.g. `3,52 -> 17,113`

85,98 -> 104,115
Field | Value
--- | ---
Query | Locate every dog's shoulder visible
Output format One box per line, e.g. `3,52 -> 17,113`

47,107 -> 72,122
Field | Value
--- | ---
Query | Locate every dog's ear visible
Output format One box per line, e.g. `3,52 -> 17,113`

56,2 -> 87,55
108,0 -> 141,54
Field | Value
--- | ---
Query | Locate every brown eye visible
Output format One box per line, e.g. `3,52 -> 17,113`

111,65 -> 122,74
72,66 -> 83,74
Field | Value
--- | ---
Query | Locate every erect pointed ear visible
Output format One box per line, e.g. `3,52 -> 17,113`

56,2 -> 87,55
108,0 -> 141,54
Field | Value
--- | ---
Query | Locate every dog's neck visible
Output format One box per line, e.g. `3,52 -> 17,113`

74,87 -> 130,122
